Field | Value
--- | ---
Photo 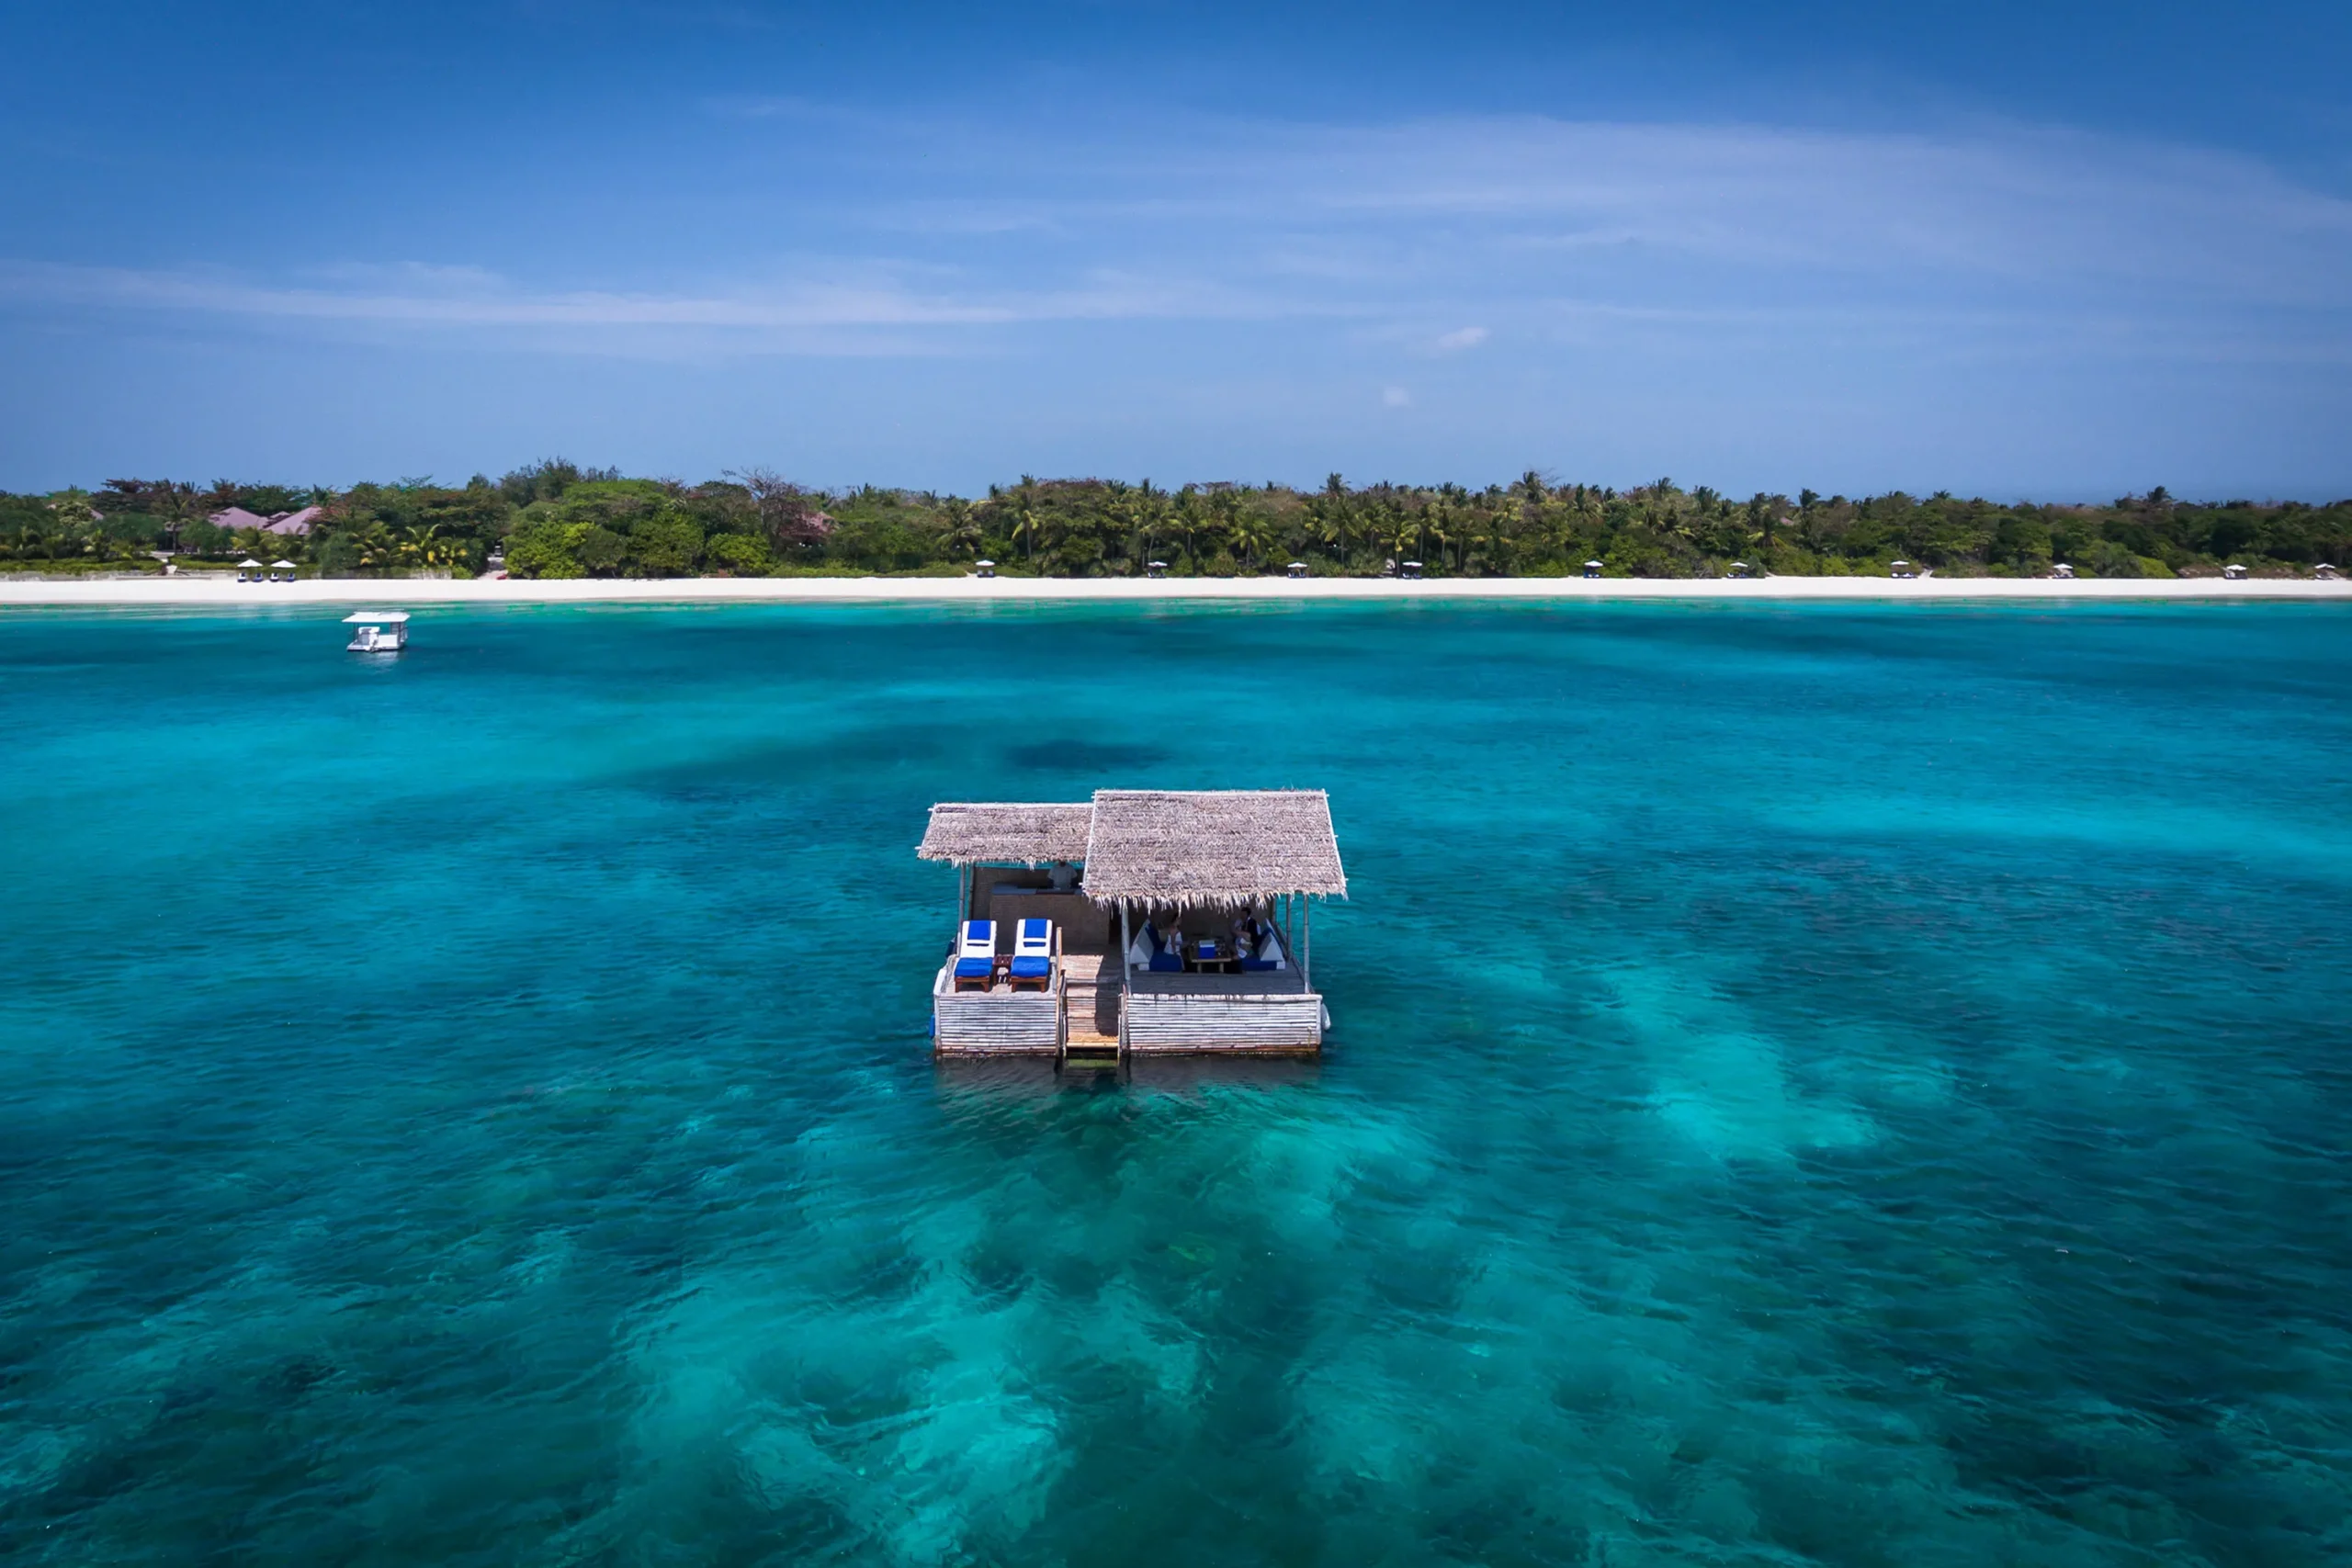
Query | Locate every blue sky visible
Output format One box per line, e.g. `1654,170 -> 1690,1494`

2,1 -> 2346,498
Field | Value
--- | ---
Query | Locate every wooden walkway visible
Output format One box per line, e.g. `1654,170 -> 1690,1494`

1061,952 -> 1123,1058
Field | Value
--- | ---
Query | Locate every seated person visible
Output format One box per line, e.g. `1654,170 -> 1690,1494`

1238,920 -> 1286,972
1138,920 -> 1185,972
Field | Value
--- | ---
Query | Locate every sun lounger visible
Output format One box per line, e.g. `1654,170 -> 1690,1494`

1009,918 -> 1055,988
953,919 -> 997,990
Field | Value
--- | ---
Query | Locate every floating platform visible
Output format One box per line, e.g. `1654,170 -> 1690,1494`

919,790 -> 1344,1062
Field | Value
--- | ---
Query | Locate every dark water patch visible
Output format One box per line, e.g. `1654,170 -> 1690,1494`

1001,738 -> 1171,774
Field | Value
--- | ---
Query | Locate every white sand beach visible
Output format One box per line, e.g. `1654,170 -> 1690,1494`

1,573 -> 2346,607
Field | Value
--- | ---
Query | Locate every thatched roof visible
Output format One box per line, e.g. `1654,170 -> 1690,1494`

917,803 -> 1094,866
1081,789 -> 1346,906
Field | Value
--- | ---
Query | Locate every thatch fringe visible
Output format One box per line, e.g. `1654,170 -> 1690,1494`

917,802 -> 1094,866
1081,789 -> 1346,907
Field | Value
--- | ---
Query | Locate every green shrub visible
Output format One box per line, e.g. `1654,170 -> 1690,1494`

705,533 -> 770,573
629,513 -> 705,577
504,521 -> 584,580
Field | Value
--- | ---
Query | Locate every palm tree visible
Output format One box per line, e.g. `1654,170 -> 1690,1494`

1227,511 -> 1272,572
1424,502 -> 1456,574
344,520 -> 395,570
1387,510 -> 1419,569
401,523 -> 469,571
1171,490 -> 1207,571
943,498 -> 984,560
1308,501 -> 1346,568
1011,507 -> 1041,564
1317,474 -> 1358,566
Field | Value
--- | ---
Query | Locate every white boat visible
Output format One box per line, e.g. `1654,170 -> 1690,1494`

344,611 -> 410,653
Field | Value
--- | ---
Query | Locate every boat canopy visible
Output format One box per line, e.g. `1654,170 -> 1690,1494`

342,611 -> 412,624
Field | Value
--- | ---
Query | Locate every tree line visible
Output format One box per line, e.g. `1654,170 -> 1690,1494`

5,463 -> 2347,579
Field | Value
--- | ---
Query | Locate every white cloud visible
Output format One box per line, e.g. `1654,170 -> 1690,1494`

4,109 -> 2346,370
1382,386 -> 1411,408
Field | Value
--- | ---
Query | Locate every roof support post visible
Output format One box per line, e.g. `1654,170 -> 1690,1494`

1302,897 -> 1312,992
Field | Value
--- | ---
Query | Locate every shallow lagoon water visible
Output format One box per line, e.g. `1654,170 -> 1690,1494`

4,600 -> 2350,1566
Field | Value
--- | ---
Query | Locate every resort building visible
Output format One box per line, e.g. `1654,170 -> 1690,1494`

919,789 -> 1345,1063
209,505 -> 323,536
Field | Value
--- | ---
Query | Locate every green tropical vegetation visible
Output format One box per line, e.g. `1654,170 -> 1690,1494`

4,464 -> 2347,579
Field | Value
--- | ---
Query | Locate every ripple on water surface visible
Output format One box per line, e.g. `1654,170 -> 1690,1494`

3,601 -> 2350,1565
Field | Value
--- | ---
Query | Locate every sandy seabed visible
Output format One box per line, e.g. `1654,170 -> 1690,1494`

3,574 -> 2347,607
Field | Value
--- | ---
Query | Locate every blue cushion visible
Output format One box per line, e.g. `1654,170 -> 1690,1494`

954,958 -> 994,978
1149,952 -> 1184,972
1238,958 -> 1278,972
1009,957 -> 1051,978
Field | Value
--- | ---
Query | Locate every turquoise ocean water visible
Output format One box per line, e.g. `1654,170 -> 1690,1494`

4,601 -> 2350,1566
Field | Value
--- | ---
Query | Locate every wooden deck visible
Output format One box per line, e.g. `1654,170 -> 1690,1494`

932,964 -> 1064,1057
932,953 -> 1323,1060
1128,967 -> 1309,997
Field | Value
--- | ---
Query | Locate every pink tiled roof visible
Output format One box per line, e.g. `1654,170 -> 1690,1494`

262,506 -> 322,535
209,506 -> 270,530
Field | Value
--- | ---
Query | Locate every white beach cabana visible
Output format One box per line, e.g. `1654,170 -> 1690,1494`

269,559 -> 297,582
2317,564 -> 2340,580
343,611 -> 410,653
1583,560 -> 1603,579
236,558 -> 265,581
2052,563 -> 2076,579
2223,563 -> 2249,580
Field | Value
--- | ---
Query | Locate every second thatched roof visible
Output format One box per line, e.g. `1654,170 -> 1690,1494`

916,802 -> 1094,866
1082,789 -> 1346,906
